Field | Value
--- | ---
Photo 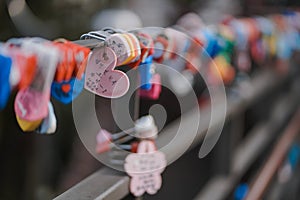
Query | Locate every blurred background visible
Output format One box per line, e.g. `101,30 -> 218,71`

1,0 -> 300,200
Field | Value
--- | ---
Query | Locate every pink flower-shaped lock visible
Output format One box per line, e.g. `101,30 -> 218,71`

124,140 -> 166,197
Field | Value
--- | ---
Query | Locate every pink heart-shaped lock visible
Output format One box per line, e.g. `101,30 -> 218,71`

84,46 -> 130,98
125,140 -> 167,197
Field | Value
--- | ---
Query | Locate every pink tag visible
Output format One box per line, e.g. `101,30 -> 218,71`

85,47 -> 130,98
15,88 -> 49,121
125,140 -> 166,197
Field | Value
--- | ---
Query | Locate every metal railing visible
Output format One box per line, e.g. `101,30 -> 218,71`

54,63 -> 300,200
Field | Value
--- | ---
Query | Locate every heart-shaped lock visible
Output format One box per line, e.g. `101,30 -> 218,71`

84,46 -> 130,98
125,140 -> 166,197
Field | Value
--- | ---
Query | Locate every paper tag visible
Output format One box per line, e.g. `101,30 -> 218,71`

84,47 -> 130,98
106,34 -> 132,66
125,140 -> 166,197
